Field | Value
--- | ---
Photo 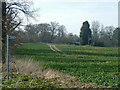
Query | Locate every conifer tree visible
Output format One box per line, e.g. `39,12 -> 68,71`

80,21 -> 92,45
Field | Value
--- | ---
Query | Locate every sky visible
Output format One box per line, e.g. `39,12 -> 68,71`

27,0 -> 119,35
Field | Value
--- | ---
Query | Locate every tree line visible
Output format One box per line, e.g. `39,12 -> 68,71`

17,20 -> 120,47
80,21 -> 120,47
17,22 -> 80,44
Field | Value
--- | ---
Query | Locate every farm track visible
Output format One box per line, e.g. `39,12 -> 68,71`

48,44 -> 64,54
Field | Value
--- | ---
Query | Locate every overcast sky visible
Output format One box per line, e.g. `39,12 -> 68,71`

28,0 -> 119,35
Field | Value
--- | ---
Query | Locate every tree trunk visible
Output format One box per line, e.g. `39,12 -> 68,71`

2,1 -> 6,64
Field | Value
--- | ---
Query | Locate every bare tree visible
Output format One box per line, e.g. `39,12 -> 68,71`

54,25 -> 67,43
24,24 -> 39,42
57,25 -> 66,38
112,27 -> 120,46
103,26 -> 115,46
49,21 -> 59,42
2,0 -> 37,63
38,23 -> 51,43
104,26 -> 115,40
91,21 -> 100,46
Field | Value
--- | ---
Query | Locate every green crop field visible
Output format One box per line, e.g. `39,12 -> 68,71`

2,72 -> 57,88
14,43 -> 119,88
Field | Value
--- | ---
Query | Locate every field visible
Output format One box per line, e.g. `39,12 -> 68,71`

14,43 -> 119,88
2,72 -> 57,88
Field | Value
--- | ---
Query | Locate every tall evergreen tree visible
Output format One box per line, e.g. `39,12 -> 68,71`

80,21 -> 92,45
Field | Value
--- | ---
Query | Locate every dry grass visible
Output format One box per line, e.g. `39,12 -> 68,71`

2,57 -> 43,75
2,57 -> 106,88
